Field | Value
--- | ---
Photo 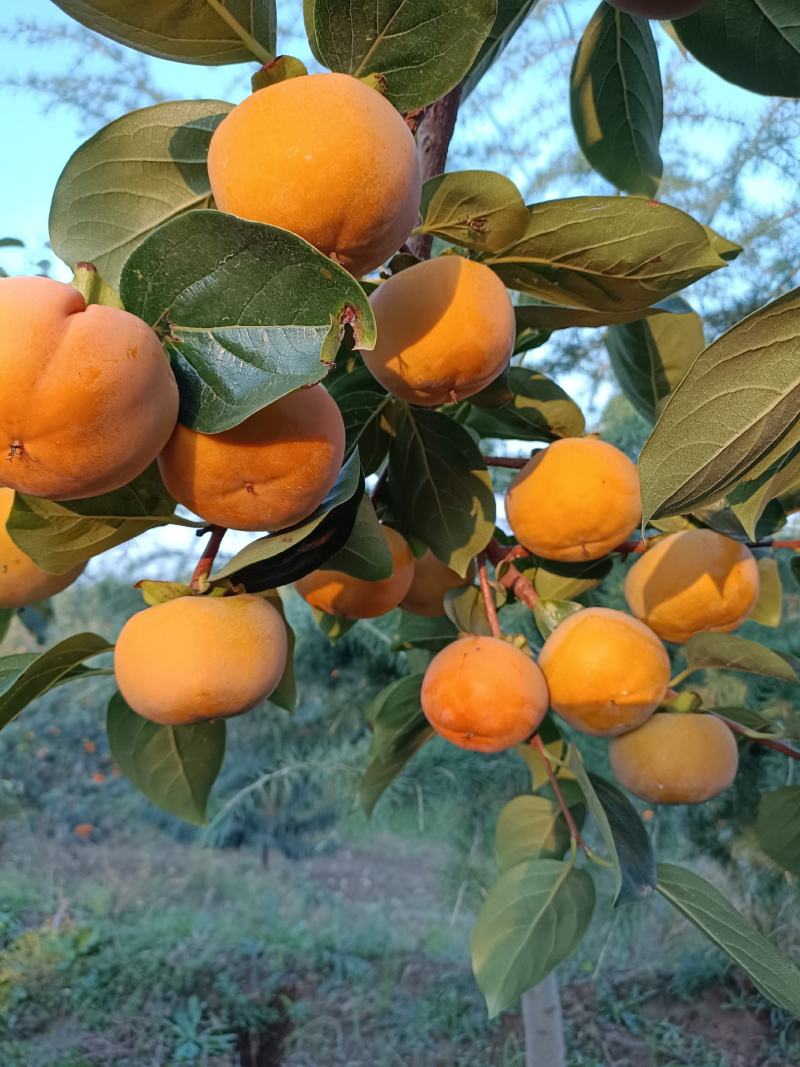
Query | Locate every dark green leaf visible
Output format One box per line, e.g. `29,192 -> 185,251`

360,675 -> 433,815
756,786 -> 800,877
0,609 -> 13,646
657,863 -> 800,1017
391,611 -> 458,652
486,197 -> 727,312
682,633 -> 798,683
389,407 -> 494,577
606,298 -> 704,423
419,171 -> 529,253
120,211 -> 376,433
639,287 -> 800,522
533,599 -> 583,640
791,557 -> 800,588
311,609 -> 357,643
327,362 -> 392,475
51,0 -> 276,65
526,556 -> 613,601
324,496 -> 392,580
7,466 -> 191,574
472,858 -> 595,1017
495,795 -> 571,871
730,445 -> 800,539
676,0 -> 800,99
462,0 -> 539,97
570,5 -> 662,197
0,634 -> 112,732
465,367 -> 585,441
311,0 -> 496,111
50,100 -> 232,287
514,293 -> 699,332
107,692 -> 225,825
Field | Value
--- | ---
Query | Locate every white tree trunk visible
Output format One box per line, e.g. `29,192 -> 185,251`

522,973 -> 566,1067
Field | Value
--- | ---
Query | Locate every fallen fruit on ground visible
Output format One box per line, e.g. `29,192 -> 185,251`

0,487 -> 84,607
538,607 -> 670,736
506,437 -> 640,562
624,528 -> 760,643
400,549 -> 471,617
158,386 -> 345,532
0,276 -> 178,500
361,256 -> 515,406
605,0 -> 708,16
609,712 -> 738,804
294,525 -> 414,618
207,72 -> 421,278
114,594 -> 288,726
421,635 -> 549,752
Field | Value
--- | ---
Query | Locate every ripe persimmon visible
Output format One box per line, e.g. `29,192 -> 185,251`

400,549 -> 470,617
0,488 -> 84,608
421,636 -> 549,752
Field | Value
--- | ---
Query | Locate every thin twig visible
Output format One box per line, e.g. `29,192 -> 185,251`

531,734 -> 590,856
481,454 -> 528,469
486,538 -> 539,611
477,553 -> 501,637
190,526 -> 226,592
714,714 -> 800,761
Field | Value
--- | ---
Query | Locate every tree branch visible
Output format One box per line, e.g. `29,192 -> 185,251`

714,714 -> 800,761
486,538 -> 539,611
407,84 -> 463,260
191,526 -> 226,592
482,454 -> 528,469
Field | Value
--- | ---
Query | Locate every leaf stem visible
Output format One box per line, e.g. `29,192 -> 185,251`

477,554 -> 501,637
481,454 -> 528,469
486,538 -> 539,611
190,526 -> 227,592
714,714 -> 800,761
204,0 -> 274,65
531,734 -> 590,857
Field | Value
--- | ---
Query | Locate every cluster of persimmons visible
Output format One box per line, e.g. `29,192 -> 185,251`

0,48 -> 747,812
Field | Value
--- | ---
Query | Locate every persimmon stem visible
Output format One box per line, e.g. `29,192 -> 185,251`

486,538 -> 539,611
190,526 -> 226,592
531,734 -> 590,856
714,714 -> 800,761
478,554 -> 501,637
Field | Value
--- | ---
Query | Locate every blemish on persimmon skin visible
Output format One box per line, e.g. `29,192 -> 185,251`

6,441 -> 23,462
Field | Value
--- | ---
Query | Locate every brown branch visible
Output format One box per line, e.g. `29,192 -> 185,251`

478,553 -> 501,637
714,714 -> 800,761
486,538 -> 538,611
482,454 -> 528,469
406,84 -> 463,261
190,526 -> 226,592
531,734 -> 590,855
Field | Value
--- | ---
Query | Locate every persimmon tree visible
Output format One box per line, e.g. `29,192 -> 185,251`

2,0 -> 800,1056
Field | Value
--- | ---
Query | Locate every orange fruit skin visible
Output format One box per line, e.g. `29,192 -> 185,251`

207,73 -> 422,278
158,386 -> 345,532
606,0 -> 707,16
294,525 -> 414,619
0,276 -> 178,500
421,636 -> 549,753
114,594 -> 288,726
400,550 -> 470,617
361,257 -> 515,406
538,607 -> 670,736
624,528 -> 759,644
506,437 -> 641,562
609,712 -> 738,804
0,487 -> 84,607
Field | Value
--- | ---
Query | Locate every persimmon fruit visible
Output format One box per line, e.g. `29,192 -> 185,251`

0,487 -> 84,608
400,549 -> 470,617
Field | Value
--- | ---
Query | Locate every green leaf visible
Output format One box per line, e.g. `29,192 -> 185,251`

567,747 -> 656,906
606,298 -> 704,423
251,54 -> 308,91
120,210 -> 376,433
389,407 -> 495,577
730,445 -> 800,539
748,558 -> 783,629
327,363 -> 392,475
657,863 -> 800,1017
50,100 -> 232,288
0,238 -> 24,249
0,609 -> 13,646
213,455 -> 363,590
360,675 -> 433,815
323,496 -> 392,580
0,634 -> 112,732
443,586 -> 492,635
106,692 -> 225,826
311,0 -> 497,111
486,197 -> 727,312
261,592 -> 296,713
527,556 -> 613,601
533,599 -> 583,640
465,367 -> 585,441
70,264 -> 124,309
514,294 -> 698,332
418,171 -> 529,253
495,795 -> 571,872
639,287 -> 800,522
51,0 -> 276,65
311,609 -> 357,643
756,786 -> 800,877
6,465 -> 191,575
570,5 -> 663,197
682,633 -> 798,684
462,0 -> 539,98
675,0 -> 800,100
471,858 -> 595,1017
391,611 -> 458,652
135,581 -> 193,606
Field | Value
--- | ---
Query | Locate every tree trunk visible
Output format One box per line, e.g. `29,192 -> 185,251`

406,85 -> 463,261
522,973 -> 566,1067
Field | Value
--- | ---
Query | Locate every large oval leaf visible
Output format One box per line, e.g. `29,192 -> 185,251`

107,692 -> 226,826
388,406 -> 495,577
310,0 -> 497,110
52,0 -> 276,65
120,211 -> 376,433
465,367 -> 585,441
50,100 -> 232,288
471,858 -> 595,1018
676,0 -> 800,100
462,0 -> 539,98
571,4 -> 663,197
360,674 -> 433,816
756,786 -> 800,877
327,362 -> 392,475
681,632 -> 798,684
322,495 -> 393,580
486,198 -> 727,312
418,171 -> 529,253
640,287 -> 800,521
495,795 -> 571,872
